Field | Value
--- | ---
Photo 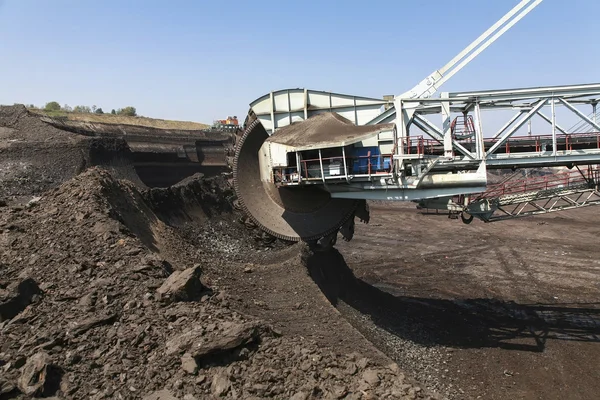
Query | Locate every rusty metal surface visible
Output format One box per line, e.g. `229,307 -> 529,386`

266,112 -> 394,151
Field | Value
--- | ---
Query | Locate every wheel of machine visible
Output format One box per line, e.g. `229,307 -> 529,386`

232,117 -> 361,242
461,211 -> 474,224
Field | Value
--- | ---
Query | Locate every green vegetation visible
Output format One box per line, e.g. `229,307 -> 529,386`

22,101 -> 209,130
34,101 -> 138,117
44,101 -> 61,112
73,105 -> 92,113
117,106 -> 136,117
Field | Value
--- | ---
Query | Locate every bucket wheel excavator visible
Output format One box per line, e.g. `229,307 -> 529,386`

234,111 -> 372,247
233,0 -> 600,247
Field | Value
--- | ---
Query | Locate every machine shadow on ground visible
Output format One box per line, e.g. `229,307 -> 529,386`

304,248 -> 600,353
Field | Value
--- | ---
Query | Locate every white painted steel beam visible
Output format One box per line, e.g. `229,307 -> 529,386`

449,83 -> 600,102
558,98 -> 600,132
412,114 -> 475,159
493,111 -> 525,139
474,103 -> 485,159
441,93 -> 453,158
398,0 -> 543,100
552,99 -> 557,155
330,186 -> 488,201
486,99 -> 548,156
536,111 -> 569,135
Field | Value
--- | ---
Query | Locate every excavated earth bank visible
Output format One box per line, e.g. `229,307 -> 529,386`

0,169 -> 436,399
0,107 -> 438,399
0,105 -> 144,202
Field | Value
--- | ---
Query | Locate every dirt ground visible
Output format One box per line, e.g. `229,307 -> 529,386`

1,170 -> 433,400
331,202 -> 600,400
0,104 -> 434,399
2,106 -> 599,399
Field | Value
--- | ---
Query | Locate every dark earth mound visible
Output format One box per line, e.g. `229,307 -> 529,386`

0,168 -> 434,400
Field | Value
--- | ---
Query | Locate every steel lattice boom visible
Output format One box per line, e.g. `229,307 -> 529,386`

232,0 -> 600,245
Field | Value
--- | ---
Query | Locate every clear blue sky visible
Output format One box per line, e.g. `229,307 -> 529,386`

0,0 -> 597,124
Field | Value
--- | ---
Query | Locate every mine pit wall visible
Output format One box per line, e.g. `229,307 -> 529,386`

144,173 -> 235,227
0,137 -> 147,201
41,116 -> 236,188
129,138 -> 232,188
0,105 -> 236,205
88,138 -> 147,187
0,141 -> 88,200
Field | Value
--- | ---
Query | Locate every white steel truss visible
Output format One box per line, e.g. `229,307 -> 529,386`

391,83 -> 600,173
398,0 -> 543,100
468,188 -> 600,222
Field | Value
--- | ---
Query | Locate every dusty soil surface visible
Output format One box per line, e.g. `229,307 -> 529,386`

39,112 -> 237,187
31,109 -> 210,130
0,168 -> 434,400
334,201 -> 600,400
3,105 -> 598,399
0,105 -> 235,199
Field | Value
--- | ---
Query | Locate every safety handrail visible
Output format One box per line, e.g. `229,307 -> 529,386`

401,131 -> 600,156
275,152 -> 394,182
473,167 -> 598,200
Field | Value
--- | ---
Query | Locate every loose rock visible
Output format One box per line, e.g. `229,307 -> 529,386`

181,353 -> 198,375
0,165 -> 435,399
143,389 -> 178,400
0,277 -> 41,322
166,321 -> 262,359
362,369 -> 380,387
156,265 -> 206,303
211,371 -> 231,397
18,352 -> 50,396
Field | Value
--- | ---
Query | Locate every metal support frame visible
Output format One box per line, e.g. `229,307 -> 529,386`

558,97 -> 600,132
441,92 -> 453,158
398,0 -> 543,100
474,102 -> 485,159
318,149 -> 325,182
493,111 -> 525,139
266,83 -> 600,209
295,152 -> 302,183
536,111 -> 568,135
398,83 -> 600,169
412,114 -> 474,159
486,99 -> 548,156
341,147 -> 349,182
474,189 -> 600,222
551,99 -> 557,155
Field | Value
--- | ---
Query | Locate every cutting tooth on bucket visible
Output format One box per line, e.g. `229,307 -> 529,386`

232,116 -> 363,243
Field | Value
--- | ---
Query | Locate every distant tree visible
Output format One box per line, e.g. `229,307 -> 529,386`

62,104 -> 72,112
95,108 -> 104,114
111,109 -> 116,115
117,106 -> 137,117
73,105 -> 92,113
44,101 -> 61,112
92,105 -> 97,113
